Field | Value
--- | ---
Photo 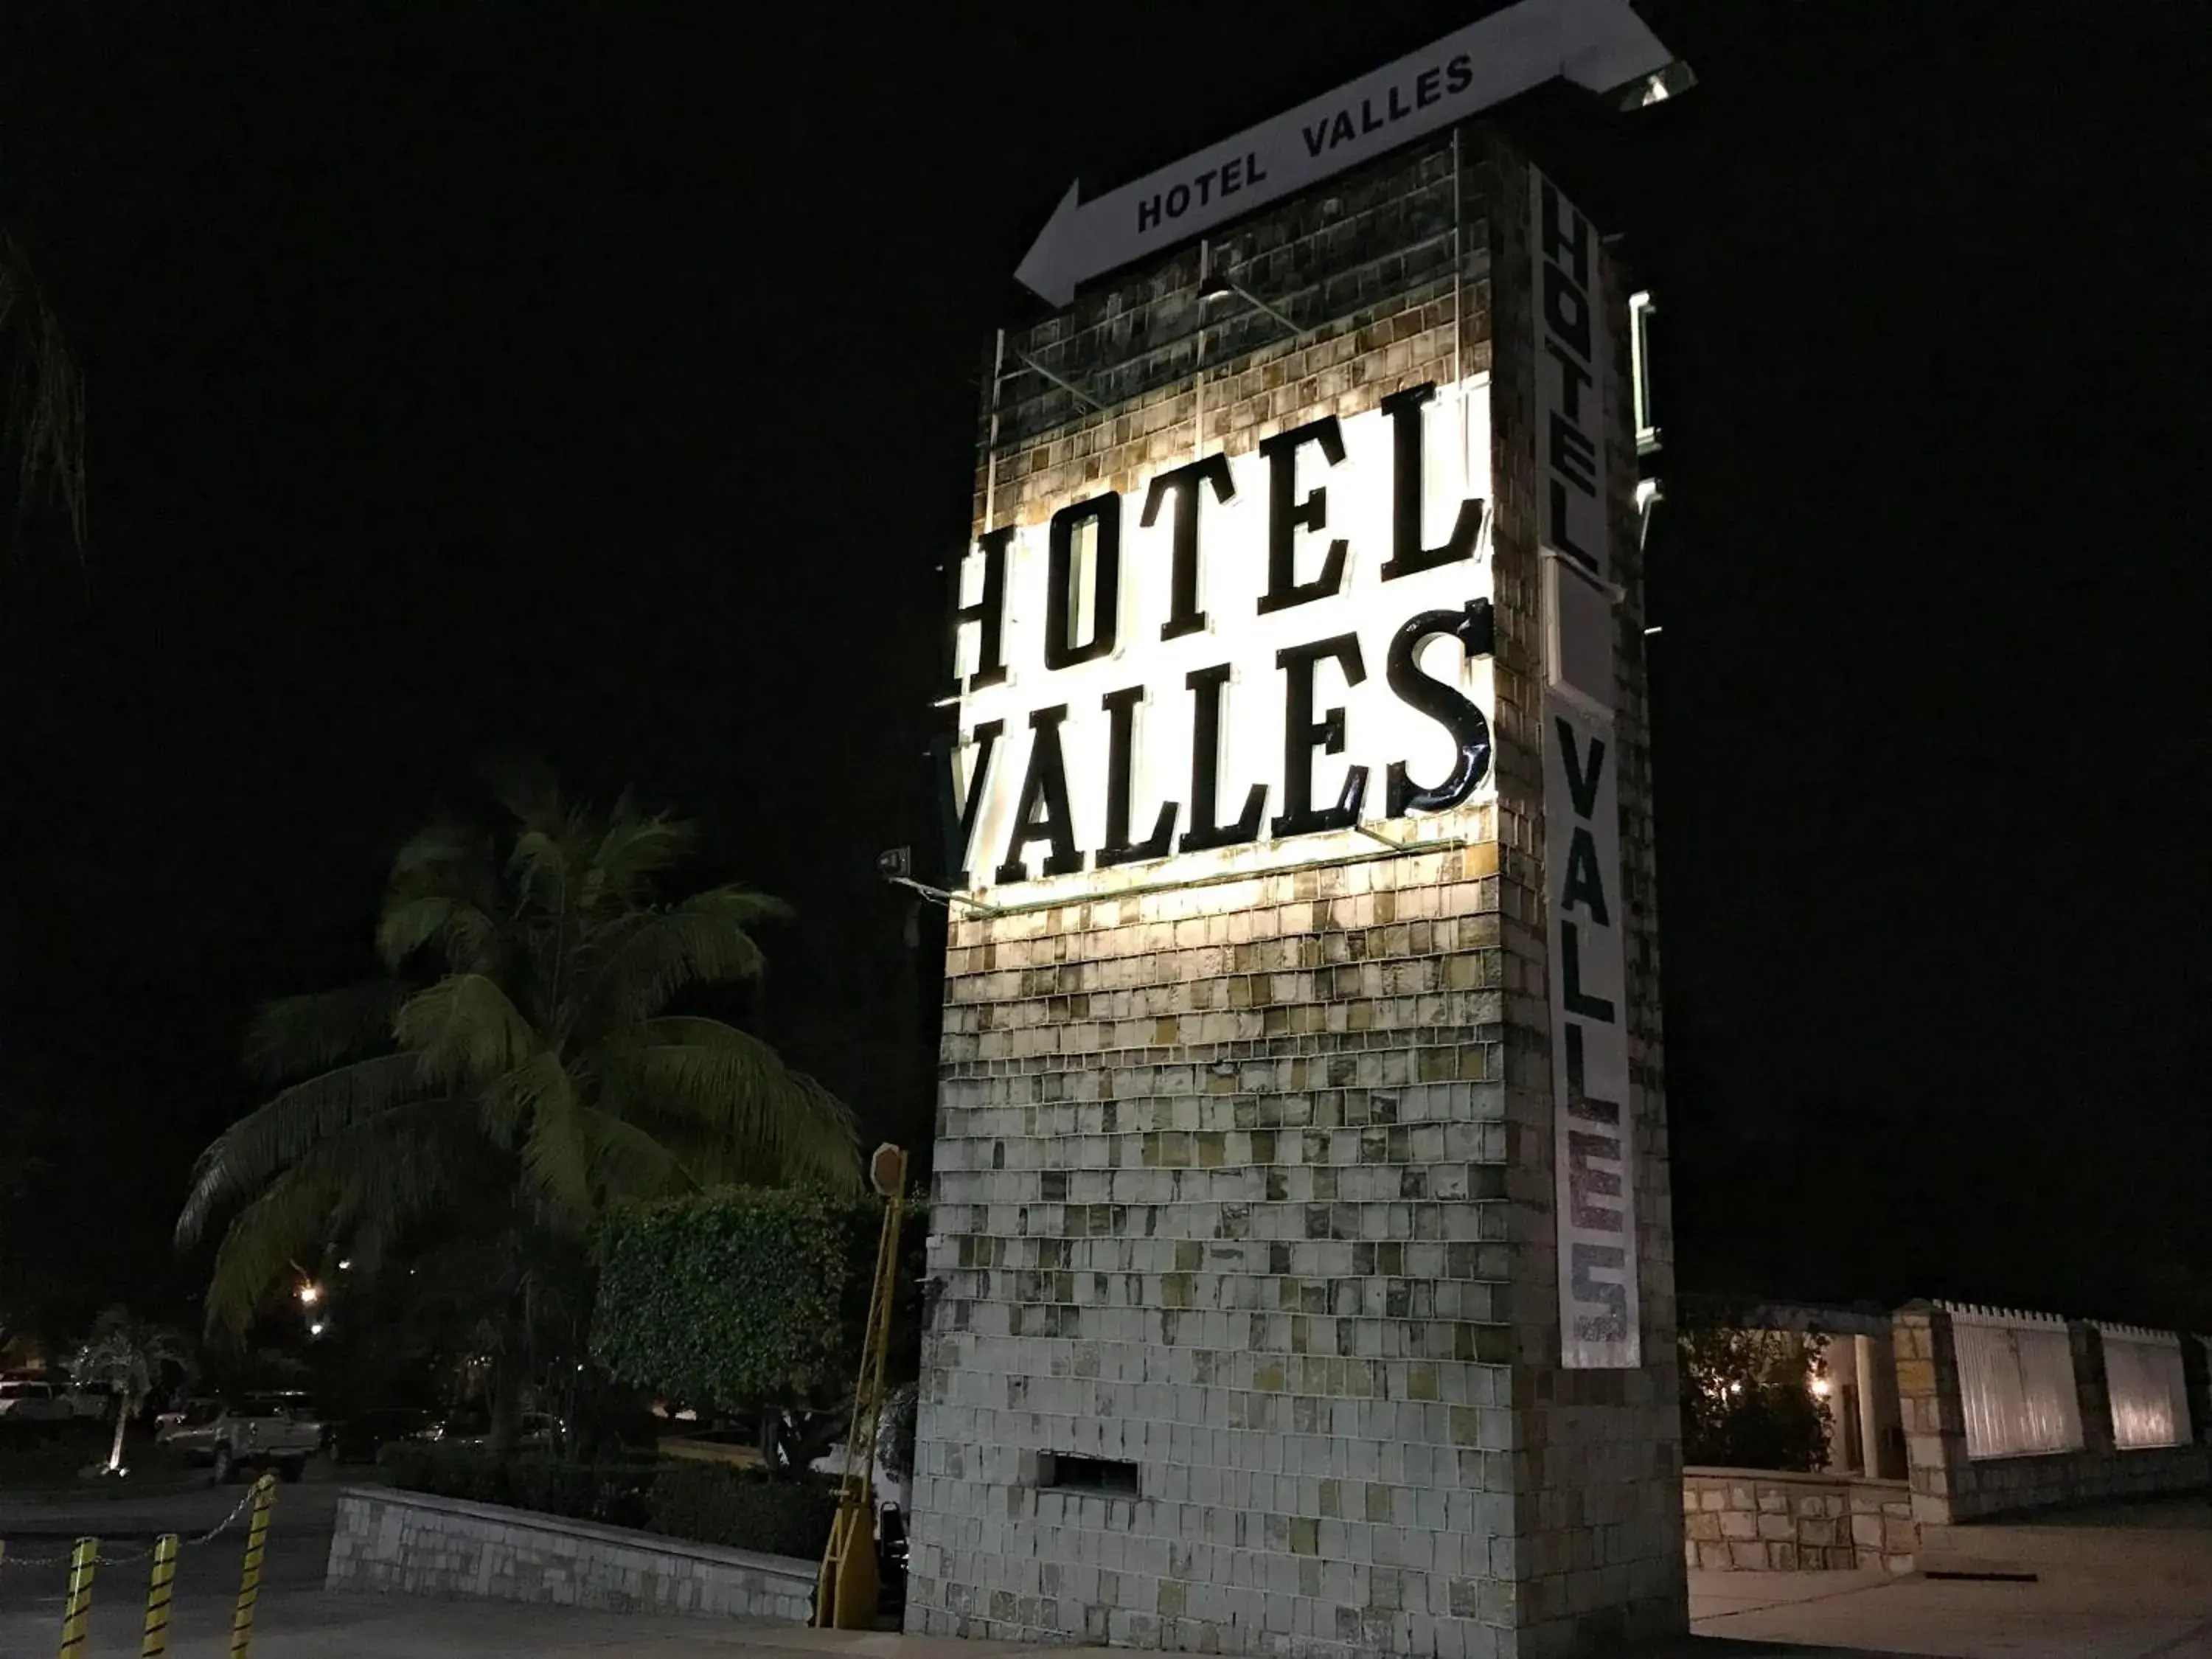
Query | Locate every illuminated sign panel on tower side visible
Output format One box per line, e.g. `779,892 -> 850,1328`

945,379 -> 1495,892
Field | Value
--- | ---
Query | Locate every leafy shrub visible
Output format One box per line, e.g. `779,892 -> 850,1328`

1678,1326 -> 1834,1471
876,1381 -> 918,1482
374,1441 -> 655,1528
376,1439 -> 835,1559
592,1186 -> 923,1414
0,1419 -> 107,1489
0,1419 -> 191,1490
0,1417 -> 106,1453
644,1461 -> 839,1559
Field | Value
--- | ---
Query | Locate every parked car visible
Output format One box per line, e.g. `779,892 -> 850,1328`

0,1379 -> 73,1422
67,1388 -> 110,1421
327,1406 -> 436,1465
418,1408 -> 566,1453
156,1394 -> 325,1482
658,1425 -> 767,1471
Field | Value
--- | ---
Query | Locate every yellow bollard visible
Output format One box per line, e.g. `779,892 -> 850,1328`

57,1536 -> 97,1658
228,1473 -> 277,1658
141,1533 -> 180,1657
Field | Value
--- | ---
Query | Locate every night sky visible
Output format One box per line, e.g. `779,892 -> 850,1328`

1,4 -> 2205,1336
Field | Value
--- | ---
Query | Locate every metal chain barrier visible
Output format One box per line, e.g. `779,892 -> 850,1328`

227,1473 -> 276,1657
0,1539 -> 83,1568
0,1471 -> 280,1654
0,1478 -> 263,1569
185,1483 -> 263,1548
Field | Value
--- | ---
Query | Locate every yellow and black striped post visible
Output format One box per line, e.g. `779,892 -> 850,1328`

57,1535 -> 97,1659
227,1473 -> 277,1657
140,1532 -> 180,1656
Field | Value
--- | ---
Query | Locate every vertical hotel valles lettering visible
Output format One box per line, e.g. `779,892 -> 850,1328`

1535,169 -> 1639,1370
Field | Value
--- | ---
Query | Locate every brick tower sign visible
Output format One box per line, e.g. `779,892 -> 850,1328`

909,23 -> 1687,1655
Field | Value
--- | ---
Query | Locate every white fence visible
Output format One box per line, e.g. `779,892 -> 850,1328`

1942,1304 -> 2083,1460
2097,1324 -> 2192,1450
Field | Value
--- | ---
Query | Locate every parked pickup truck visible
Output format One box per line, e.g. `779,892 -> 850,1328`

0,1379 -> 74,1421
156,1394 -> 325,1483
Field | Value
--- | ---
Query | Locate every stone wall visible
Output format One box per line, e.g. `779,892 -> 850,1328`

910,126 -> 1680,1659
1893,1305 -> 2212,1525
1680,1469 -> 1915,1574
324,1486 -> 815,1623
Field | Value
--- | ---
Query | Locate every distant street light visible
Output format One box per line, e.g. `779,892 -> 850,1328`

297,1282 -> 321,1307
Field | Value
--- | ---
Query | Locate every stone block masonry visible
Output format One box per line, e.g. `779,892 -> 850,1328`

324,1487 -> 815,1624
912,128 -> 1680,1659
1680,1469 -> 1916,1574
1893,1305 -> 2211,1526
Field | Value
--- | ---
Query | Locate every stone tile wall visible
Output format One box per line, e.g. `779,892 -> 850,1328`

1893,1305 -> 2212,1525
910,128 -> 1680,1659
1680,1470 -> 1915,1573
323,1486 -> 815,1623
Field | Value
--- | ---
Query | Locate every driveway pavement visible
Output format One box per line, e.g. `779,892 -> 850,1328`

1686,1566 -> 2212,1658
4,1484 -> 2210,1658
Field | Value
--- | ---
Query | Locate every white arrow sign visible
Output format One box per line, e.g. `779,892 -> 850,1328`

1016,0 -> 1676,306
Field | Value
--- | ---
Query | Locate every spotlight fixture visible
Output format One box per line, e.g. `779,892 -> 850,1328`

1195,270 -> 1310,339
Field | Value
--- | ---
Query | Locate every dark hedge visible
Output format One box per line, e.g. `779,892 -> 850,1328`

591,1186 -> 922,1415
375,1439 -> 837,1560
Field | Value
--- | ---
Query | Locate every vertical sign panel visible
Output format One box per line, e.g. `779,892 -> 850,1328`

1535,167 -> 1638,1368
1545,706 -> 1637,1367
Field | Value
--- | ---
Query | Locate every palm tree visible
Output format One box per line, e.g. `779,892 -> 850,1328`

0,228 -> 87,560
176,773 -> 859,1432
67,1307 -> 193,1476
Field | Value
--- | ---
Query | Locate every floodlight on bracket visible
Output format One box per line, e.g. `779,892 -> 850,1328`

1354,823 -> 1466,856
1004,347 -> 1105,413
1197,270 -> 1314,341
875,846 -> 1004,918
1618,60 -> 1697,111
1635,478 -> 1663,551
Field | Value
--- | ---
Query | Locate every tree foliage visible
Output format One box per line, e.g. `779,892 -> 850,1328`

67,1305 -> 193,1473
1678,1324 -> 1834,1472
592,1186 -> 922,1414
66,1306 -> 193,1411
177,773 -> 860,1338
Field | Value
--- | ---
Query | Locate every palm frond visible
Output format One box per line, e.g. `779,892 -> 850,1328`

176,1054 -> 428,1245
386,819 -> 491,891
585,809 -> 698,909
0,230 -> 87,558
243,981 -> 406,1082
509,1053 -> 591,1227
476,1046 -> 564,1148
394,973 -> 539,1087
480,755 -> 563,832
380,820 -> 505,972
625,1015 -> 859,1191
201,1165 -> 343,1334
577,1105 -> 691,1200
204,1102 -> 481,1332
508,824 -> 582,917
378,894 -> 501,975
777,1069 -> 864,1192
575,885 -> 785,1034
